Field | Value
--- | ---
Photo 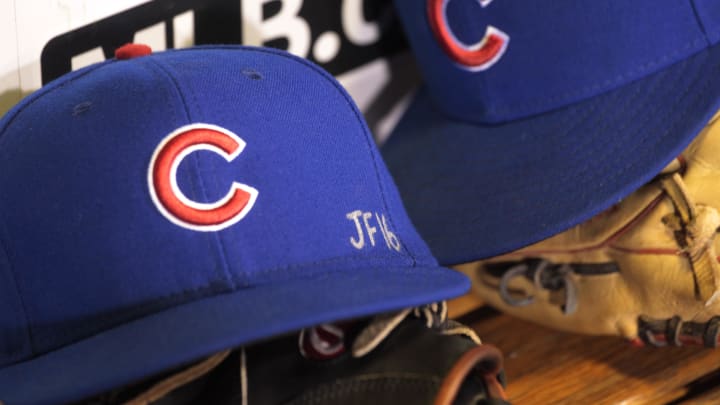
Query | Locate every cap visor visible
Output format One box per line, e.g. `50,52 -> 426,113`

382,44 -> 720,264
0,265 -> 468,404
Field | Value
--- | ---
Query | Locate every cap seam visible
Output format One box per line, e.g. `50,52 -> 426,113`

459,52 -> 712,263
508,62 -> 712,264
235,251 -> 420,281
0,209 -> 35,361
7,252 -> 426,367
158,45 -> 420,265
0,60 -> 130,361
601,55 -> 712,200
0,62 -> 108,149
554,52 -> 682,193
689,0 -> 713,45
424,47 -> 713,264
142,57 -> 238,290
2,280 -> 230,368
463,59 -> 687,232
453,37 -> 707,120
243,47 -> 420,266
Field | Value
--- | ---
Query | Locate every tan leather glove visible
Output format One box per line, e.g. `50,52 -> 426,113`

457,112 -> 720,347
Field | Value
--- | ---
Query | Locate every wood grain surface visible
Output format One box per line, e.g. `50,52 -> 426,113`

455,304 -> 720,405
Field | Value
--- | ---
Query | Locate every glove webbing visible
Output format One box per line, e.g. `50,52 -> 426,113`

498,259 -> 580,315
637,315 -> 720,347
661,173 -> 720,306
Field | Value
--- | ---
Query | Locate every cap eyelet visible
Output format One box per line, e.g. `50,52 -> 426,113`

241,69 -> 263,80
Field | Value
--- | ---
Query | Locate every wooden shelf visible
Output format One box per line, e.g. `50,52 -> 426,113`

455,304 -> 720,404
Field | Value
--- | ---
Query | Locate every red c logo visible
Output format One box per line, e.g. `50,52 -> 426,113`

427,0 -> 508,71
148,124 -> 258,231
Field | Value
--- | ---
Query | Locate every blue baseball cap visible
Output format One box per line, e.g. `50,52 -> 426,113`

0,45 -> 468,404
381,0 -> 720,264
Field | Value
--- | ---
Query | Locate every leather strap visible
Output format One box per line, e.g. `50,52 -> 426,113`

661,173 -> 720,305
434,344 -> 507,405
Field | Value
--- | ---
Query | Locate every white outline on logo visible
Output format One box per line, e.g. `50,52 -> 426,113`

441,0 -> 509,72
148,123 -> 259,232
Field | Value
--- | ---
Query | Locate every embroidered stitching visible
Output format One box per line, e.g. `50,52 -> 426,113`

144,58 -> 238,290
0,212 -> 34,362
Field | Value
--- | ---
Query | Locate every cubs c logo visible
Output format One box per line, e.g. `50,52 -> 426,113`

148,123 -> 258,232
427,0 -> 508,71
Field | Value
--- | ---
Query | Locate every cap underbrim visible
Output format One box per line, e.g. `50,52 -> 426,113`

381,44 -> 720,265
0,265 -> 468,404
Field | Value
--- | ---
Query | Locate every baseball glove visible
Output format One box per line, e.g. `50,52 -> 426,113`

75,302 -> 509,405
457,112 -> 720,347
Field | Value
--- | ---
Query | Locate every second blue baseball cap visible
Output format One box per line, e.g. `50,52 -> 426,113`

0,45 -> 468,404
382,0 -> 720,264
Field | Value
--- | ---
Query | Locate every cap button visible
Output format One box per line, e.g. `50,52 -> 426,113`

115,43 -> 153,60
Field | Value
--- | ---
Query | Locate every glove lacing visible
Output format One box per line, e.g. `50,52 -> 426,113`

661,172 -> 720,306
352,302 -> 481,357
497,171 -> 720,313
499,259 -> 579,315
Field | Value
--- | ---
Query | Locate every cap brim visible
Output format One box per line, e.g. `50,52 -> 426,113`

382,44 -> 720,265
0,265 -> 468,404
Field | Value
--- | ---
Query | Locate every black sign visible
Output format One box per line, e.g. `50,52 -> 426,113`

40,0 -> 407,84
